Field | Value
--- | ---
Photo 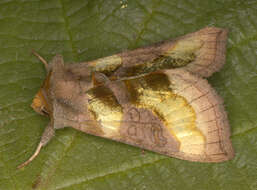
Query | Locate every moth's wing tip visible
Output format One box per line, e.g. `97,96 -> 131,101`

184,26 -> 229,78
211,138 -> 235,162
211,149 -> 235,163
204,27 -> 228,77
225,145 -> 235,161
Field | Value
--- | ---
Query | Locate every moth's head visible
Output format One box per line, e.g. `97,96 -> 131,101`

31,51 -> 54,116
31,53 -> 65,116
31,91 -> 49,116
31,72 -> 52,116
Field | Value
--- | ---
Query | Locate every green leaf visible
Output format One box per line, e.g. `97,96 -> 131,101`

0,0 -> 256,189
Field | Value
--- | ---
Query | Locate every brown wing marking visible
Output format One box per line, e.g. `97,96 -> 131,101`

119,107 -> 180,153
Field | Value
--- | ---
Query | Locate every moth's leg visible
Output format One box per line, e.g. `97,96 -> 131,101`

17,122 -> 55,169
31,50 -> 49,71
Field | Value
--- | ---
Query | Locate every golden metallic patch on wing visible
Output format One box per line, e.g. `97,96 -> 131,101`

86,86 -> 123,137
165,37 -> 202,67
125,73 -> 205,154
117,53 -> 197,78
88,55 -> 122,76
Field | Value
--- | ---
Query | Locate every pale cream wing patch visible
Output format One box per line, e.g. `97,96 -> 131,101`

164,69 -> 234,162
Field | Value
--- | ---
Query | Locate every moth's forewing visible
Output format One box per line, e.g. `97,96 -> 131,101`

53,70 -> 234,162
32,27 -> 228,114
71,27 -> 227,79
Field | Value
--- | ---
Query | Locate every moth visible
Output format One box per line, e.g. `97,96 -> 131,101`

18,27 -> 234,168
